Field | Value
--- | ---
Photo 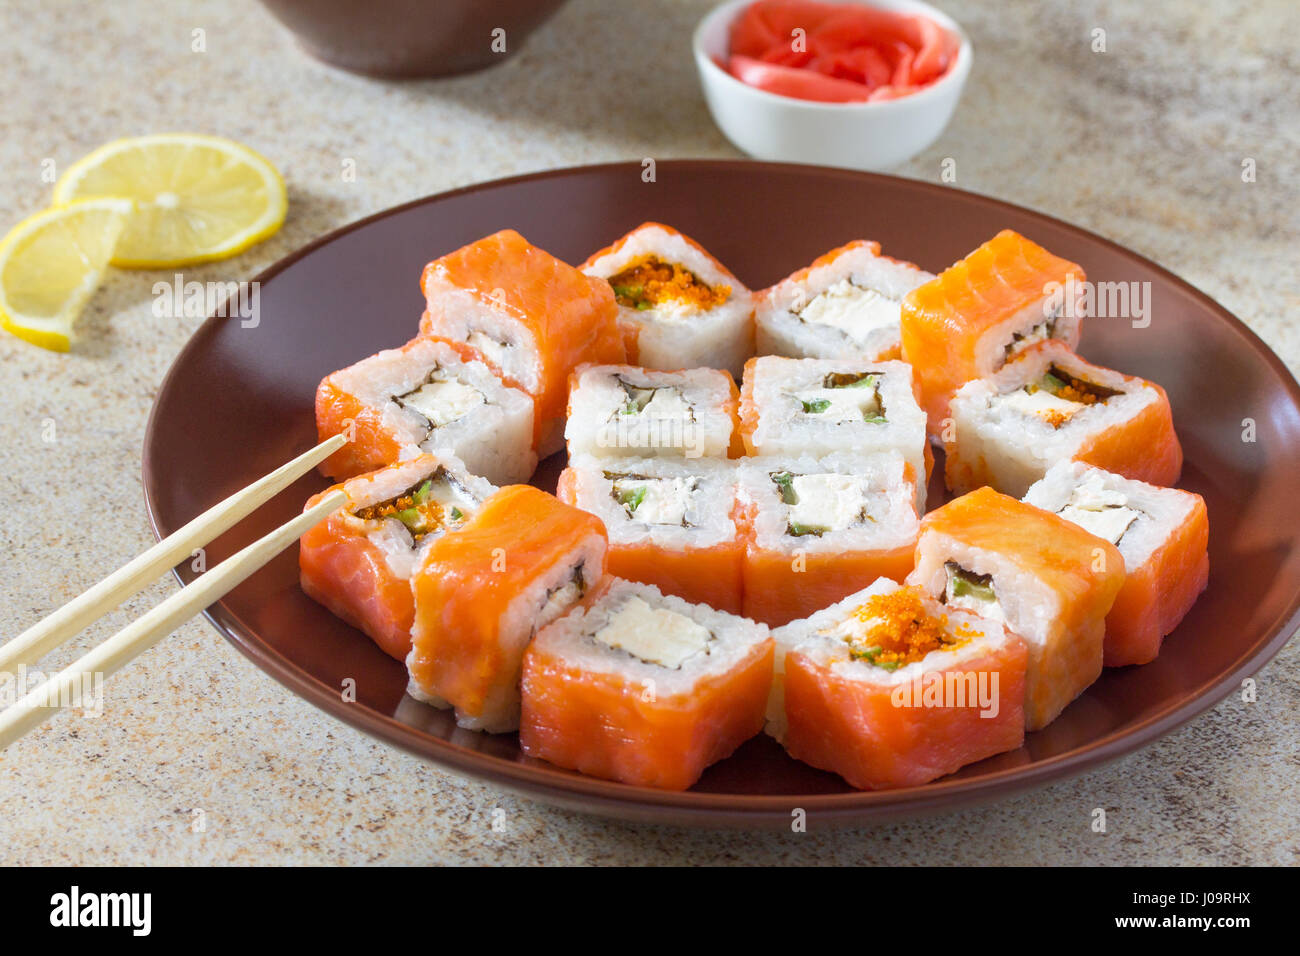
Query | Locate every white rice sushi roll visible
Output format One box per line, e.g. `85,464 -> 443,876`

755,240 -> 934,361
418,229 -> 625,459
581,222 -> 755,381
556,454 -> 744,614
944,341 -> 1183,498
300,452 -> 497,663
906,486 -> 1126,730
736,450 -> 919,627
565,364 -> 739,460
764,578 -> 1028,790
316,337 -> 536,486
519,577 -> 773,790
404,485 -> 608,733
1024,461 -> 1209,667
738,355 -> 931,510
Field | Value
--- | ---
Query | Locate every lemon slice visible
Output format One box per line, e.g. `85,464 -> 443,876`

0,198 -> 133,351
52,133 -> 287,268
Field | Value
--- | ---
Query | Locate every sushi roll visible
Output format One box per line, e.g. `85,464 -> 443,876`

907,487 -> 1126,730
944,341 -> 1183,498
556,454 -> 744,614
405,485 -> 607,733
736,451 -> 920,628
1024,462 -> 1209,666
580,222 -> 755,381
772,579 -> 1028,790
315,336 -> 536,486
418,229 -> 625,458
519,577 -> 773,790
755,240 -> 933,362
299,454 -> 495,661
565,364 -> 741,460
900,229 -> 1086,434
737,355 -> 931,510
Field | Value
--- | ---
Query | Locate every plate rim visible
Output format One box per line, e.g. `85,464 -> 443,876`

141,159 -> 1300,826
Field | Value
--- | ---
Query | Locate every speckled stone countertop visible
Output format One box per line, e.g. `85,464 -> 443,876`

0,0 -> 1296,865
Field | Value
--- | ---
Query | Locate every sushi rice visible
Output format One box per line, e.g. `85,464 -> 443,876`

755,240 -> 933,361
737,450 -> 918,558
519,577 -> 773,790
419,229 -> 624,458
908,487 -> 1125,730
559,453 -> 737,553
299,453 -> 495,661
900,229 -> 1087,433
945,340 -> 1180,497
565,364 -> 739,460
767,577 -> 1028,790
582,222 -> 755,381
526,578 -> 769,700
321,337 -> 536,486
337,454 -> 494,579
766,577 -> 1018,739
405,485 -> 608,733
739,355 -> 930,510
736,450 -> 920,627
1024,461 -> 1209,666
556,453 -> 744,613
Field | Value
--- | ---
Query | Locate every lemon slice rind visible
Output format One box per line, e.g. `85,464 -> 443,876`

52,133 -> 286,269
0,198 -> 133,351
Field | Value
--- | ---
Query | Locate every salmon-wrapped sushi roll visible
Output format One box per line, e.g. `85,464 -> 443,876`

520,578 -> 773,790
944,341 -> 1183,497
1024,462 -> 1209,666
773,579 -> 1028,790
405,485 -> 607,732
565,364 -> 741,460
907,487 -> 1125,730
737,451 -> 920,627
580,222 -> 754,381
315,337 -> 536,485
738,355 -> 931,510
418,229 -> 624,458
900,229 -> 1085,434
556,454 -> 743,614
299,454 -> 495,661
756,240 -> 933,362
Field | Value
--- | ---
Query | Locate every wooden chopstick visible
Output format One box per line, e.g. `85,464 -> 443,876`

0,487 -> 347,750
0,433 -> 346,677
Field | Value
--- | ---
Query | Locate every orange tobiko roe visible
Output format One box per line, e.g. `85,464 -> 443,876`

841,587 -> 978,668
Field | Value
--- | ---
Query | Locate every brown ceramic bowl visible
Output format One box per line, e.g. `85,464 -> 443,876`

142,161 -> 1300,828
257,0 -> 569,78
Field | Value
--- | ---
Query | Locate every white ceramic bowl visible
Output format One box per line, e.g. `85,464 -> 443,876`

693,0 -> 972,170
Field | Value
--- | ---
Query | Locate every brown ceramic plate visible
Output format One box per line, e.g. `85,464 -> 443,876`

142,161 -> 1300,827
